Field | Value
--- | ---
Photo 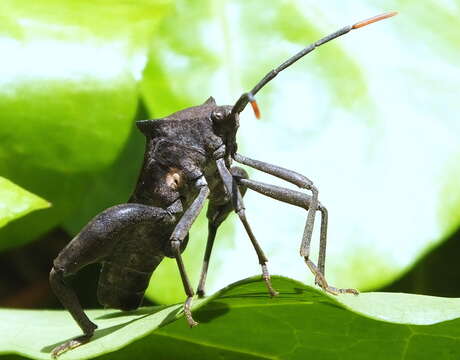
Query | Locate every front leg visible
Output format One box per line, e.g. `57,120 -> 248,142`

167,176 -> 210,326
237,177 -> 357,296
234,153 -> 318,260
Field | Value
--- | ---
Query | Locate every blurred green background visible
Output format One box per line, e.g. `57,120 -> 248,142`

0,0 -> 459,309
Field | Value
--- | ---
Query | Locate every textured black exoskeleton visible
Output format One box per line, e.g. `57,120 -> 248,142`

49,12 -> 397,357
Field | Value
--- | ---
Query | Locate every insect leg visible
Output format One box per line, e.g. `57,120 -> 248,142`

236,176 -> 358,295
49,268 -> 97,358
197,167 -> 248,297
216,158 -> 279,297
168,176 -> 210,326
234,153 -> 318,260
50,203 -> 171,357
196,222 -> 217,298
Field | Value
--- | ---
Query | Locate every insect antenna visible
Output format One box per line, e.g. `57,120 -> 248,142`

232,11 -> 397,118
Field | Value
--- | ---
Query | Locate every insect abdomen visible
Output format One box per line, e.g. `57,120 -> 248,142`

97,255 -> 163,311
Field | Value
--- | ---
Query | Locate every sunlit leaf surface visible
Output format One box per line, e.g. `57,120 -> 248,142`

1,277 -> 460,360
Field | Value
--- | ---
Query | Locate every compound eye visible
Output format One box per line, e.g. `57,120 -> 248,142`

211,110 -> 225,122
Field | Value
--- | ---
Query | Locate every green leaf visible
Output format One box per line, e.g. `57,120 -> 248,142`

0,177 -> 50,228
0,0 -> 170,249
2,276 -> 460,360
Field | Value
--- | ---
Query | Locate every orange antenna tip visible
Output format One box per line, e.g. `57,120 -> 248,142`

352,11 -> 398,29
250,100 -> 261,119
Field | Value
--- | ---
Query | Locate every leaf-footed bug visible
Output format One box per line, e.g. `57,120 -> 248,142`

49,11 -> 397,357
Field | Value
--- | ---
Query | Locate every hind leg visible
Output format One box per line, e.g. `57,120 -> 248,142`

49,267 -> 96,358
50,203 -> 171,357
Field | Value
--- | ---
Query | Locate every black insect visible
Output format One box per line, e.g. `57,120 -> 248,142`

49,11 -> 397,357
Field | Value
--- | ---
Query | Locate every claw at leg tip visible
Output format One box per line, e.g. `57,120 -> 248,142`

349,288 -> 360,296
189,320 -> 199,328
337,288 -> 359,296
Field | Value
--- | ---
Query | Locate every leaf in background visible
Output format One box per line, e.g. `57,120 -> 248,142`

1,276 -> 460,359
381,0 -> 460,238
140,0 -> 460,302
61,100 -> 146,235
0,177 -> 50,229
0,0 -> 170,249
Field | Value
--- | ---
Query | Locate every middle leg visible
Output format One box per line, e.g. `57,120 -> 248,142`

196,167 -> 248,298
216,158 -> 278,297
234,153 -> 319,262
